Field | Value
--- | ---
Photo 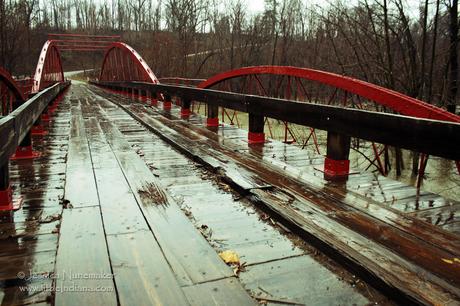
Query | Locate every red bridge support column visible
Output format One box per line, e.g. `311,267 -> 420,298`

150,92 -> 158,106
31,116 -> 48,136
248,114 -> 265,144
181,98 -> 191,118
207,105 -> 219,127
0,165 -> 23,212
139,89 -> 148,102
11,131 -> 41,160
324,132 -> 350,180
163,93 -> 172,110
41,105 -> 52,122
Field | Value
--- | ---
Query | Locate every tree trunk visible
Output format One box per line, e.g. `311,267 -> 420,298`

447,0 -> 459,113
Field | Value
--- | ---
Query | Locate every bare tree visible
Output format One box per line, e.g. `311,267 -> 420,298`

446,0 -> 459,113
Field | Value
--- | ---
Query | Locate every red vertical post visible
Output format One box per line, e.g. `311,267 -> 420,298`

181,97 -> 191,118
0,164 -> 20,211
151,92 -> 158,106
324,132 -> 350,180
0,165 -> 12,210
163,93 -> 172,110
31,116 -> 48,136
207,105 -> 219,127
11,131 -> 41,160
248,113 -> 265,144
140,89 -> 148,102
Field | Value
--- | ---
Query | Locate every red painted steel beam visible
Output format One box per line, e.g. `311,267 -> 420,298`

198,66 -> 460,123
52,39 -> 115,44
48,33 -> 120,40
0,67 -> 26,101
58,48 -> 107,52
99,42 -> 158,83
55,43 -> 109,47
56,46 -> 107,51
32,40 -> 65,93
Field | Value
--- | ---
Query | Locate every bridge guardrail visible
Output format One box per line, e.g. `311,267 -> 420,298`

0,81 -> 70,211
94,81 -> 460,159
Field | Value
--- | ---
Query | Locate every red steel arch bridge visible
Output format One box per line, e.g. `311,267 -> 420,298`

0,34 -> 459,306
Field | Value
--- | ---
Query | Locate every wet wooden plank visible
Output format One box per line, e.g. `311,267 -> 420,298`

54,207 -> 117,306
2,207 -> 61,224
240,256 -> 369,306
182,278 -> 256,306
442,221 -> 460,235
0,278 -> 53,306
107,231 -> 190,306
174,188 -> 305,265
109,104 -> 388,305
250,187 -> 460,304
0,220 -> 57,239
0,234 -> 57,258
123,100 -> 460,261
123,108 -> 272,190
100,94 -> 460,304
0,249 -> 56,281
84,118 -> 149,235
98,119 -> 234,286
64,104 -> 98,208
0,94 -> 71,306
408,204 -> 460,226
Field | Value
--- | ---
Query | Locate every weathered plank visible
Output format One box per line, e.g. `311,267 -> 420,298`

95,89 -> 460,305
84,117 -> 149,235
56,99 -> 116,306
98,119 -> 233,286
240,256 -> 369,306
64,104 -> 99,208
107,231 -> 190,306
54,207 -> 117,306
182,278 -> 256,306
118,97 -> 460,263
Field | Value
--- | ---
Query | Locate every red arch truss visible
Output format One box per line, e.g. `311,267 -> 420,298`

0,67 -> 26,101
100,42 -> 158,83
0,67 -> 26,115
198,66 -> 460,123
32,40 -> 65,93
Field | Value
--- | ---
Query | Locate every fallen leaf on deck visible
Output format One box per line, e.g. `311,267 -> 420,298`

219,250 -> 240,265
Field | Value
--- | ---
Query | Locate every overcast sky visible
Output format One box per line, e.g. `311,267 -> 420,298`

243,0 -> 422,17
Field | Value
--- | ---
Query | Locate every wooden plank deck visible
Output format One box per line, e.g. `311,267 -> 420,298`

102,87 -> 388,305
90,84 -> 460,305
54,84 -> 255,305
0,92 -> 71,306
2,81 -> 459,305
